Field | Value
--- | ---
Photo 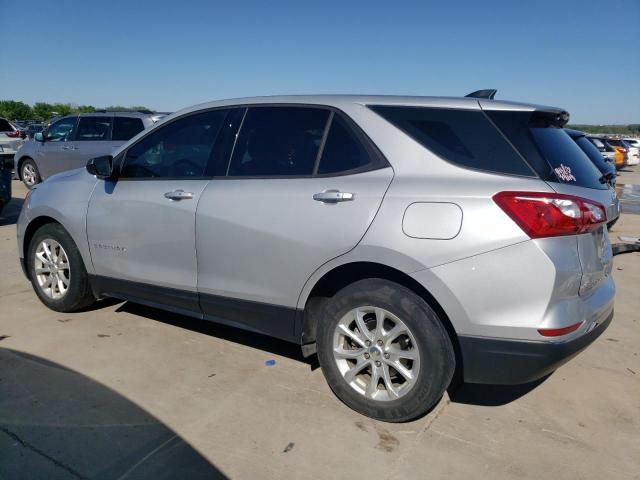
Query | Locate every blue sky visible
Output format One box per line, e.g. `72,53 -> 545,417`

1,0 -> 638,123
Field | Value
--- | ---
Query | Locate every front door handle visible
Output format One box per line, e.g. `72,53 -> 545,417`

313,190 -> 355,203
164,189 -> 194,201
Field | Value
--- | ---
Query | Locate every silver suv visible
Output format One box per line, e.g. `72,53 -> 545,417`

14,112 -> 154,188
17,94 -> 616,422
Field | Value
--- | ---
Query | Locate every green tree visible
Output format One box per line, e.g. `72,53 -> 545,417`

75,105 -> 97,113
51,103 -> 72,116
32,102 -> 54,121
0,100 -> 32,120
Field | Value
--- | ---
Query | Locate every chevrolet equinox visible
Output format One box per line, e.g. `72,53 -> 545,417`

17,93 -> 616,422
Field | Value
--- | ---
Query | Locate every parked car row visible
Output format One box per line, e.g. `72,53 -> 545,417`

587,135 -> 639,170
16,91 -> 619,421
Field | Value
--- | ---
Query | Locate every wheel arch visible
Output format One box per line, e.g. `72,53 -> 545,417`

301,261 -> 463,382
22,216 -> 61,279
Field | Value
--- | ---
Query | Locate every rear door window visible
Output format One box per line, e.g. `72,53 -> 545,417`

370,106 -> 534,177
317,114 -> 371,174
228,107 -> 329,177
112,117 -> 145,141
75,117 -> 112,141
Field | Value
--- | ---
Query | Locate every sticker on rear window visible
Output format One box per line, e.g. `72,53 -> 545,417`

554,164 -> 577,182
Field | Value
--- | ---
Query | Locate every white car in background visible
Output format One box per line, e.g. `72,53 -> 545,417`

622,138 -> 640,166
0,117 -> 25,172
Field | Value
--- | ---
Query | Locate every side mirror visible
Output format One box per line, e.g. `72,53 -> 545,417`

34,132 -> 45,142
86,155 -> 114,180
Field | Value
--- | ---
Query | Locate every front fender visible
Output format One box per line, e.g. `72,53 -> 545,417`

19,169 -> 98,274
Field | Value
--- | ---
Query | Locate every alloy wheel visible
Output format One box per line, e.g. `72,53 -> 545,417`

332,306 -> 421,401
34,239 -> 71,299
23,163 -> 37,186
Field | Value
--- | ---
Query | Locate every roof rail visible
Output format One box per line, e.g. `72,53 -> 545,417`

465,89 -> 497,100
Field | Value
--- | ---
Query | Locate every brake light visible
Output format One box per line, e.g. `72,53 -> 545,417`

538,321 -> 583,337
5,130 -> 21,138
493,191 -> 607,238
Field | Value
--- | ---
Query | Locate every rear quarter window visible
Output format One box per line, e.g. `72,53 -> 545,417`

370,105 -> 535,177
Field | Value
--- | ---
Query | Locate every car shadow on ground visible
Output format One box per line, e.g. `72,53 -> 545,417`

0,197 -> 25,226
116,301 -> 320,370
117,301 -> 550,406
0,347 -> 227,479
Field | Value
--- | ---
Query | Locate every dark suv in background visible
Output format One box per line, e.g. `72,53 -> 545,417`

14,112 -> 155,188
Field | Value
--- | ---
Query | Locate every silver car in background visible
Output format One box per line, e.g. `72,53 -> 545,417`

0,117 -> 25,171
16,94 -> 615,422
14,112 -> 155,188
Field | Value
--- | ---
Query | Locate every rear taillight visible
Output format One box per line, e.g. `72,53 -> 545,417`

493,191 -> 607,238
5,131 -> 21,138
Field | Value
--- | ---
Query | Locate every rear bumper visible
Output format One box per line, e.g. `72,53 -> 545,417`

459,309 -> 613,385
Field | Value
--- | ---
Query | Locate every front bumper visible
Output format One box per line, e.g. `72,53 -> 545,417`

458,309 -> 613,384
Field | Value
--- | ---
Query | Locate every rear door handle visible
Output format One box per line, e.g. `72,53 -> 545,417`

313,190 -> 355,203
164,189 -> 194,201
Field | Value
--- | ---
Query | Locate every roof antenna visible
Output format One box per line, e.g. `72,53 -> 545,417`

465,89 -> 497,100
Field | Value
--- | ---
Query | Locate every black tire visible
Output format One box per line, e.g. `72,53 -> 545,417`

316,279 -> 455,422
20,158 -> 41,189
27,223 -> 95,312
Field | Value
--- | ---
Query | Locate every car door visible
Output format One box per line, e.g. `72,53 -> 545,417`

86,109 -> 234,315
196,106 -> 394,340
35,116 -> 78,179
70,115 -> 115,172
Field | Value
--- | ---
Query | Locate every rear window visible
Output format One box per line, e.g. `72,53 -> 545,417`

0,119 -> 14,132
488,111 -> 607,190
370,106 -> 534,177
574,135 -> 609,172
113,117 -> 145,141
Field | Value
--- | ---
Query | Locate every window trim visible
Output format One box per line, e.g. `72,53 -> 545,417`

369,104 -> 540,179
116,103 -> 391,182
118,108 -> 238,181
73,115 -> 114,142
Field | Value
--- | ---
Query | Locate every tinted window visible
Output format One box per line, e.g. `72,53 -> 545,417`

530,127 -> 606,190
318,115 -> 371,174
112,117 -> 145,141
75,117 -> 112,141
488,110 -> 607,190
121,110 -> 228,178
371,106 -> 534,176
0,119 -> 13,132
45,117 -> 76,142
228,107 -> 329,177
574,135 -> 609,173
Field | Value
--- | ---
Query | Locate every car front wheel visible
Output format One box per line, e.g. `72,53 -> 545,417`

21,158 -> 41,189
317,279 -> 455,422
28,223 -> 95,312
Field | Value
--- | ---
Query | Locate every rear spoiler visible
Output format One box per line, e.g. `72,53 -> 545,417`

465,89 -> 497,100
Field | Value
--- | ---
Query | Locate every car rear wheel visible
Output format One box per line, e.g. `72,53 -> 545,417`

28,223 -> 95,312
316,279 -> 455,422
21,159 -> 41,189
